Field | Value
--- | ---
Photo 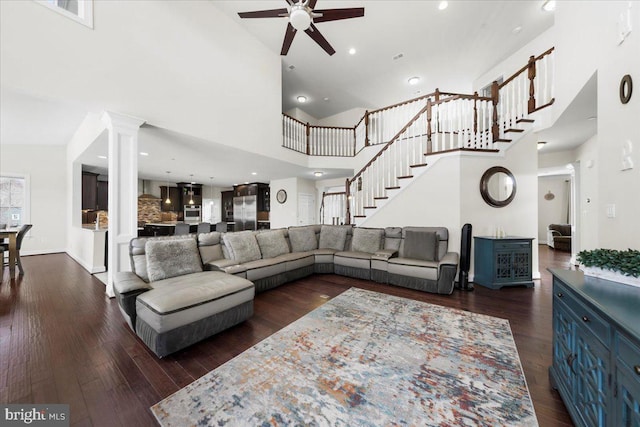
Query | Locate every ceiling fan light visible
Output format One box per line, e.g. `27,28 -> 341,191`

408,76 -> 421,85
290,7 -> 311,31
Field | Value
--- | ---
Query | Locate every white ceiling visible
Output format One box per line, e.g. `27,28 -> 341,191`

1,1 -> 597,187
213,0 -> 555,119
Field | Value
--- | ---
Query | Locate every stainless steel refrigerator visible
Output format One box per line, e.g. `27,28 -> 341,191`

233,195 -> 257,231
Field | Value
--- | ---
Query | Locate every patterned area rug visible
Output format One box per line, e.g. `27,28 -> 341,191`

152,288 -> 538,426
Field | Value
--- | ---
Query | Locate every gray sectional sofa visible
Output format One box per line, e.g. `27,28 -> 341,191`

114,225 -> 459,357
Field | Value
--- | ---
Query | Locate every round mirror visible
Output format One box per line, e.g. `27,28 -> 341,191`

480,166 -> 516,207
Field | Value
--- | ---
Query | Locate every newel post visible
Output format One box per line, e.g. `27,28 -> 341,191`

435,88 -> 440,102
364,111 -> 370,146
345,179 -> 351,225
426,99 -> 433,154
527,55 -> 536,114
306,122 -> 310,155
491,81 -> 500,141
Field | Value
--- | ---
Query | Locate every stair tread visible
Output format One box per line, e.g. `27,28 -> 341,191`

374,196 -> 389,200
354,215 -> 366,218
505,128 -> 525,133
363,206 -> 377,209
397,175 -> 414,179
409,163 -> 428,168
516,118 -> 535,123
495,138 -> 512,142
385,186 -> 401,190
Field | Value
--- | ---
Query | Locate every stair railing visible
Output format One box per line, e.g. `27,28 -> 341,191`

345,48 -> 555,223
320,191 -> 347,224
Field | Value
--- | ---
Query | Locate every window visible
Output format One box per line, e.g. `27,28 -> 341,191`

35,0 -> 94,29
0,176 -> 29,227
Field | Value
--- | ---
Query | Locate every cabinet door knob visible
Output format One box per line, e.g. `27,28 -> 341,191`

582,316 -> 589,322
635,365 -> 640,376
556,292 -> 563,298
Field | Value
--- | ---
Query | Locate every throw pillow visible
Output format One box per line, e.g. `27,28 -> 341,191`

319,225 -> 349,251
404,230 -> 439,261
256,230 -> 290,259
223,231 -> 262,263
288,226 -> 318,252
145,238 -> 203,282
199,244 -> 224,264
351,228 -> 384,254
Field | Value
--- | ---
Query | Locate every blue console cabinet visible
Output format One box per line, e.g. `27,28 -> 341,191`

473,236 -> 534,289
549,269 -> 640,427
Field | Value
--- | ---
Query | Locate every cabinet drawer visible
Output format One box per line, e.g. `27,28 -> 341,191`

554,280 -> 610,346
616,332 -> 640,375
495,242 -> 530,250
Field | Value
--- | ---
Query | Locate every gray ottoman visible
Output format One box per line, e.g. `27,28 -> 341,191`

135,271 -> 254,357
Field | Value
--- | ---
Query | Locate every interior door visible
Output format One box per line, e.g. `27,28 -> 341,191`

298,193 -> 315,226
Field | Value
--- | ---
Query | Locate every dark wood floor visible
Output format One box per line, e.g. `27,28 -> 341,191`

0,246 -> 575,426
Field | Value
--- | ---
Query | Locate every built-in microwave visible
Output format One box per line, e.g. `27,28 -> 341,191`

184,205 -> 201,223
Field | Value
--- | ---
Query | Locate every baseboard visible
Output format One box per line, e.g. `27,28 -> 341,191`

20,249 -> 67,256
65,250 -> 104,274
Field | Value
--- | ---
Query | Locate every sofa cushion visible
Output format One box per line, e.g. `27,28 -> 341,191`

351,227 -> 384,254
199,245 -> 224,264
319,225 -> 349,251
256,229 -> 290,259
404,230 -> 439,261
388,258 -> 439,281
136,271 -> 254,333
145,238 -> 203,282
223,231 -> 262,264
288,226 -> 318,252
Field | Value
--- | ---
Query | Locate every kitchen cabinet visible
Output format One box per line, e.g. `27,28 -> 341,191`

222,191 -> 234,222
97,180 -> 108,210
473,236 -> 534,289
160,186 -> 180,212
233,183 -> 270,212
549,269 -> 640,427
178,182 -> 202,206
82,172 -> 98,210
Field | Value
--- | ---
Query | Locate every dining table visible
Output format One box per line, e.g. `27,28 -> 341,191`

0,228 -> 19,280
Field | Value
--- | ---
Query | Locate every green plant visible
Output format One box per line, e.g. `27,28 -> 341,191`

577,249 -> 640,278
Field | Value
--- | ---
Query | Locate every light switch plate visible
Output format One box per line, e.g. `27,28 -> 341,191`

606,204 -> 616,218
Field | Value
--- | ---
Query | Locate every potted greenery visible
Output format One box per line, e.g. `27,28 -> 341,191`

577,248 -> 640,287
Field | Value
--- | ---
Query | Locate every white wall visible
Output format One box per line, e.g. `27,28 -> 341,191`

554,1 -> 640,250
1,0 -> 282,159
0,144 -> 67,255
539,150 -> 576,169
317,108 -> 368,128
538,175 -> 571,242
269,178 -> 298,229
574,135 -> 599,250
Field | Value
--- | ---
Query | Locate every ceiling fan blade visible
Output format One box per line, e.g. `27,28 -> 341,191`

281,23 -> 297,55
313,8 -> 365,23
304,23 -> 335,56
238,8 -> 288,19
308,0 -> 319,9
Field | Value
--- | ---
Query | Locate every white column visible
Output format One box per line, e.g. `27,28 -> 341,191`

101,112 -> 145,297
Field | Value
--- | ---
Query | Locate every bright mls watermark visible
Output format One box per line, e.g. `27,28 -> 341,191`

1,404 -> 69,426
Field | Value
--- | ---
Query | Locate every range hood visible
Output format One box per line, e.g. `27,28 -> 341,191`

138,180 -> 161,200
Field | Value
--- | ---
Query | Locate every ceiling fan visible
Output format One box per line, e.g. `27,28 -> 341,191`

238,0 -> 365,56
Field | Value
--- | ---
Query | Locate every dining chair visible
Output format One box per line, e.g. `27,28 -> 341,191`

173,223 -> 190,235
197,222 -> 211,234
1,224 -> 33,278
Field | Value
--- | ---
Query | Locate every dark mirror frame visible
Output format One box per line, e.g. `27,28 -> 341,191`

479,166 -> 517,208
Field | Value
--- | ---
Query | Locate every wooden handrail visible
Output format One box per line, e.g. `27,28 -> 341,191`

282,113 -> 307,126
498,47 -> 555,90
309,124 -> 354,131
323,191 -> 346,197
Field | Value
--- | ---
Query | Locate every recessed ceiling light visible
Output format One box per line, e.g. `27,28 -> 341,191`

408,76 -> 421,85
438,1 -> 448,11
139,152 -> 149,156
537,141 -> 547,150
314,171 -> 324,177
98,155 -> 107,159
323,97 -> 330,102
251,172 -> 257,176
542,0 -> 556,12
297,95 -> 307,103
348,47 -> 356,55
512,26 -> 522,34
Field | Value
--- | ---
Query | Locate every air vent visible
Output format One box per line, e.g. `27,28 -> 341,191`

393,53 -> 404,60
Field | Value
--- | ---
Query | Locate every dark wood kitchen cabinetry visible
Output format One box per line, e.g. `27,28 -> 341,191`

177,183 -> 202,206
82,171 -> 108,211
82,172 -> 98,210
160,186 -> 180,212
221,191 -> 234,222
233,183 -> 270,212
96,180 -> 108,210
